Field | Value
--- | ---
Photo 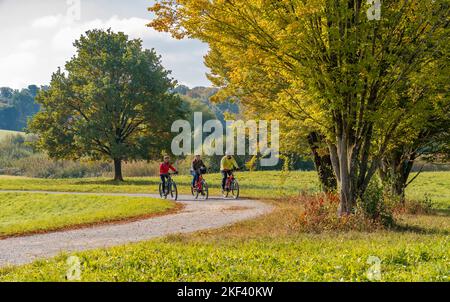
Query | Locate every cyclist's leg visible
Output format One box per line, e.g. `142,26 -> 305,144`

161,174 -> 168,193
192,171 -> 200,188
227,170 -> 233,186
191,171 -> 196,188
221,170 -> 228,191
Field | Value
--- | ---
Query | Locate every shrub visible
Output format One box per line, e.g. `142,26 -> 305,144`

103,161 -> 159,178
12,154 -> 110,179
0,134 -> 34,168
393,194 -> 435,215
357,177 -> 395,227
288,193 -> 386,233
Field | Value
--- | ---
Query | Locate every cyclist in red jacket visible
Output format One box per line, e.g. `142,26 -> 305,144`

160,156 -> 177,194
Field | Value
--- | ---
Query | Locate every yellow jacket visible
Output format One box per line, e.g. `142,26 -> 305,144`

220,156 -> 239,171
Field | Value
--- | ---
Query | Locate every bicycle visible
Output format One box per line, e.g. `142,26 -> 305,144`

191,168 -> 209,200
159,172 -> 178,201
222,169 -> 240,199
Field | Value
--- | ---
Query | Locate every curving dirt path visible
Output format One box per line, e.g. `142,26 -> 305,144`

0,191 -> 272,267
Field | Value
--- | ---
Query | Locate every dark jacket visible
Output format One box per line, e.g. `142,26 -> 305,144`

191,159 -> 206,172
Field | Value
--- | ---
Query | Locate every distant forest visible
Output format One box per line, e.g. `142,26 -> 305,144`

0,85 -> 239,132
0,86 -> 41,131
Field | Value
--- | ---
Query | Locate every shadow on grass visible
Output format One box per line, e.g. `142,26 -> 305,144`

431,208 -> 450,217
391,221 -> 449,236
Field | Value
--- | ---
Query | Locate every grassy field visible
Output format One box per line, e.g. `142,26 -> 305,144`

0,129 -> 24,140
0,171 -> 448,206
0,171 -> 448,282
0,192 -> 175,238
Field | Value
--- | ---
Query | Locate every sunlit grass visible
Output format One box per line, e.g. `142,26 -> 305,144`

0,192 -> 175,237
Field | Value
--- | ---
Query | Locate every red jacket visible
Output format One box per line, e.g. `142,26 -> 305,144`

160,162 -> 177,175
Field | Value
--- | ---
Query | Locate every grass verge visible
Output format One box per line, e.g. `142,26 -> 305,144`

0,192 -> 177,238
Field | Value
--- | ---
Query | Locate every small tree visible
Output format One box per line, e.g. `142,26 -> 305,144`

29,29 -> 185,181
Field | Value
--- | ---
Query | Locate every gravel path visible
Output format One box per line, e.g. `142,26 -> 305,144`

0,191 -> 272,267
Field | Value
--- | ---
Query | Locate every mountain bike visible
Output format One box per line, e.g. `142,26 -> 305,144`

191,168 -> 209,200
222,169 -> 240,199
159,172 -> 178,201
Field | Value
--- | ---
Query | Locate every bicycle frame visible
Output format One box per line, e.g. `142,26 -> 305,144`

195,174 -> 204,191
162,173 -> 176,195
159,172 -> 178,200
225,172 -> 235,191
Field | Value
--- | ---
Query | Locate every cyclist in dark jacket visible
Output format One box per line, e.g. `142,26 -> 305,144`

191,155 -> 206,189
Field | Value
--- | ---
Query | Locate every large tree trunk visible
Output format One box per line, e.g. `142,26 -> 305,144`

308,132 -> 337,193
380,149 -> 417,203
336,134 -> 356,216
113,158 -> 124,182
329,131 -> 377,217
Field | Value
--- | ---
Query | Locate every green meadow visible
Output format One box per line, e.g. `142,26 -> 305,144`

0,192 -> 175,238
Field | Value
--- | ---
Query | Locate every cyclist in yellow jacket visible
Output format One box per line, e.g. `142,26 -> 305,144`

220,152 -> 239,191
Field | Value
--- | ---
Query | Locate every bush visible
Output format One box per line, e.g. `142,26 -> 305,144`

393,194 -> 435,215
357,178 -> 394,227
288,193 -> 386,233
0,134 -> 34,168
11,154 -> 110,179
103,161 -> 159,178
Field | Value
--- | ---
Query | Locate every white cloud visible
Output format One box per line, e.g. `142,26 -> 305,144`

18,39 -> 41,50
31,14 -> 64,28
0,52 -> 38,88
0,1 -> 211,89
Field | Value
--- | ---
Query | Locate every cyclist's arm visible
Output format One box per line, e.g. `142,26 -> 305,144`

220,157 -> 226,171
169,164 -> 177,172
232,158 -> 239,170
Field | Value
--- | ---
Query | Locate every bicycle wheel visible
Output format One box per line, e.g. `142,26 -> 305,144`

194,186 -> 200,200
169,182 -> 178,201
159,183 -> 167,199
222,187 -> 229,198
231,180 -> 240,199
199,181 -> 209,200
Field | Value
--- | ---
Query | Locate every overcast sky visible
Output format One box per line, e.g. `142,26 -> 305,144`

0,0 -> 211,89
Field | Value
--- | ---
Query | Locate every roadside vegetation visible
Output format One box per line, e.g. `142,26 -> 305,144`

0,192 -> 176,238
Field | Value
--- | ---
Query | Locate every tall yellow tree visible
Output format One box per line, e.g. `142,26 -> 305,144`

148,0 -> 450,215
